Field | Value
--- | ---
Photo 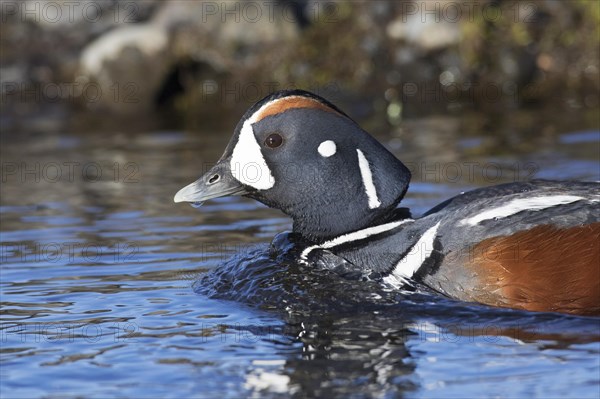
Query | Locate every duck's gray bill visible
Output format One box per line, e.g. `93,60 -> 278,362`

174,163 -> 249,205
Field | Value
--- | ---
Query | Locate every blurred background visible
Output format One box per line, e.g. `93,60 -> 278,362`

1,0 -> 599,133
1,1 -> 600,398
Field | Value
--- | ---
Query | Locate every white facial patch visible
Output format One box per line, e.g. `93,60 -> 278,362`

318,140 -> 337,157
356,149 -> 381,209
459,195 -> 587,226
383,221 -> 441,288
230,120 -> 275,190
229,97 -> 295,190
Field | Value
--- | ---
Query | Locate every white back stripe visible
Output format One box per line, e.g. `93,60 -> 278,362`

300,219 -> 414,260
459,195 -> 587,226
383,221 -> 441,288
356,149 -> 381,209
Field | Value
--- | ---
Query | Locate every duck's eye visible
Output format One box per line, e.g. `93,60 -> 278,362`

265,133 -> 283,148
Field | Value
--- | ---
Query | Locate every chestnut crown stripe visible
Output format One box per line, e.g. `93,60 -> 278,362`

253,95 -> 343,123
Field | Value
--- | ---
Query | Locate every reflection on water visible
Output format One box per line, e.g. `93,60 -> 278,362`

1,110 -> 599,398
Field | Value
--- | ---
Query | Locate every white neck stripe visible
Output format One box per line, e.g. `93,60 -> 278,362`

383,221 -> 441,288
459,195 -> 587,226
356,149 -> 381,209
300,219 -> 413,260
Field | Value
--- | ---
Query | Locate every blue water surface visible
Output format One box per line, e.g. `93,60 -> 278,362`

1,117 -> 599,398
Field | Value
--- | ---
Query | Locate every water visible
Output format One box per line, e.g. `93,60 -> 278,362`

1,110 -> 599,398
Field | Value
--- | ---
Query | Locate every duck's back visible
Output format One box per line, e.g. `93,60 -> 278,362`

421,180 -> 600,315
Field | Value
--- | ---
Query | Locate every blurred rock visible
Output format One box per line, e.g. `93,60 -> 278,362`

79,23 -> 169,112
19,0 -> 159,37
387,1 -> 461,53
1,0 -> 598,124
76,0 -> 299,113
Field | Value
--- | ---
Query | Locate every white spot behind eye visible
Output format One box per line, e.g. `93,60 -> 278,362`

318,140 -> 337,157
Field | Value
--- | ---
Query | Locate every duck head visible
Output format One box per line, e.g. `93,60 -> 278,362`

174,90 -> 411,242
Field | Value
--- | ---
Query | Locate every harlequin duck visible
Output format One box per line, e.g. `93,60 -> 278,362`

175,90 -> 600,316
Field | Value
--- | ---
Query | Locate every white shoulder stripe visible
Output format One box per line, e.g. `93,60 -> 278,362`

300,219 -> 413,260
356,149 -> 381,209
383,221 -> 441,288
459,195 -> 587,226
